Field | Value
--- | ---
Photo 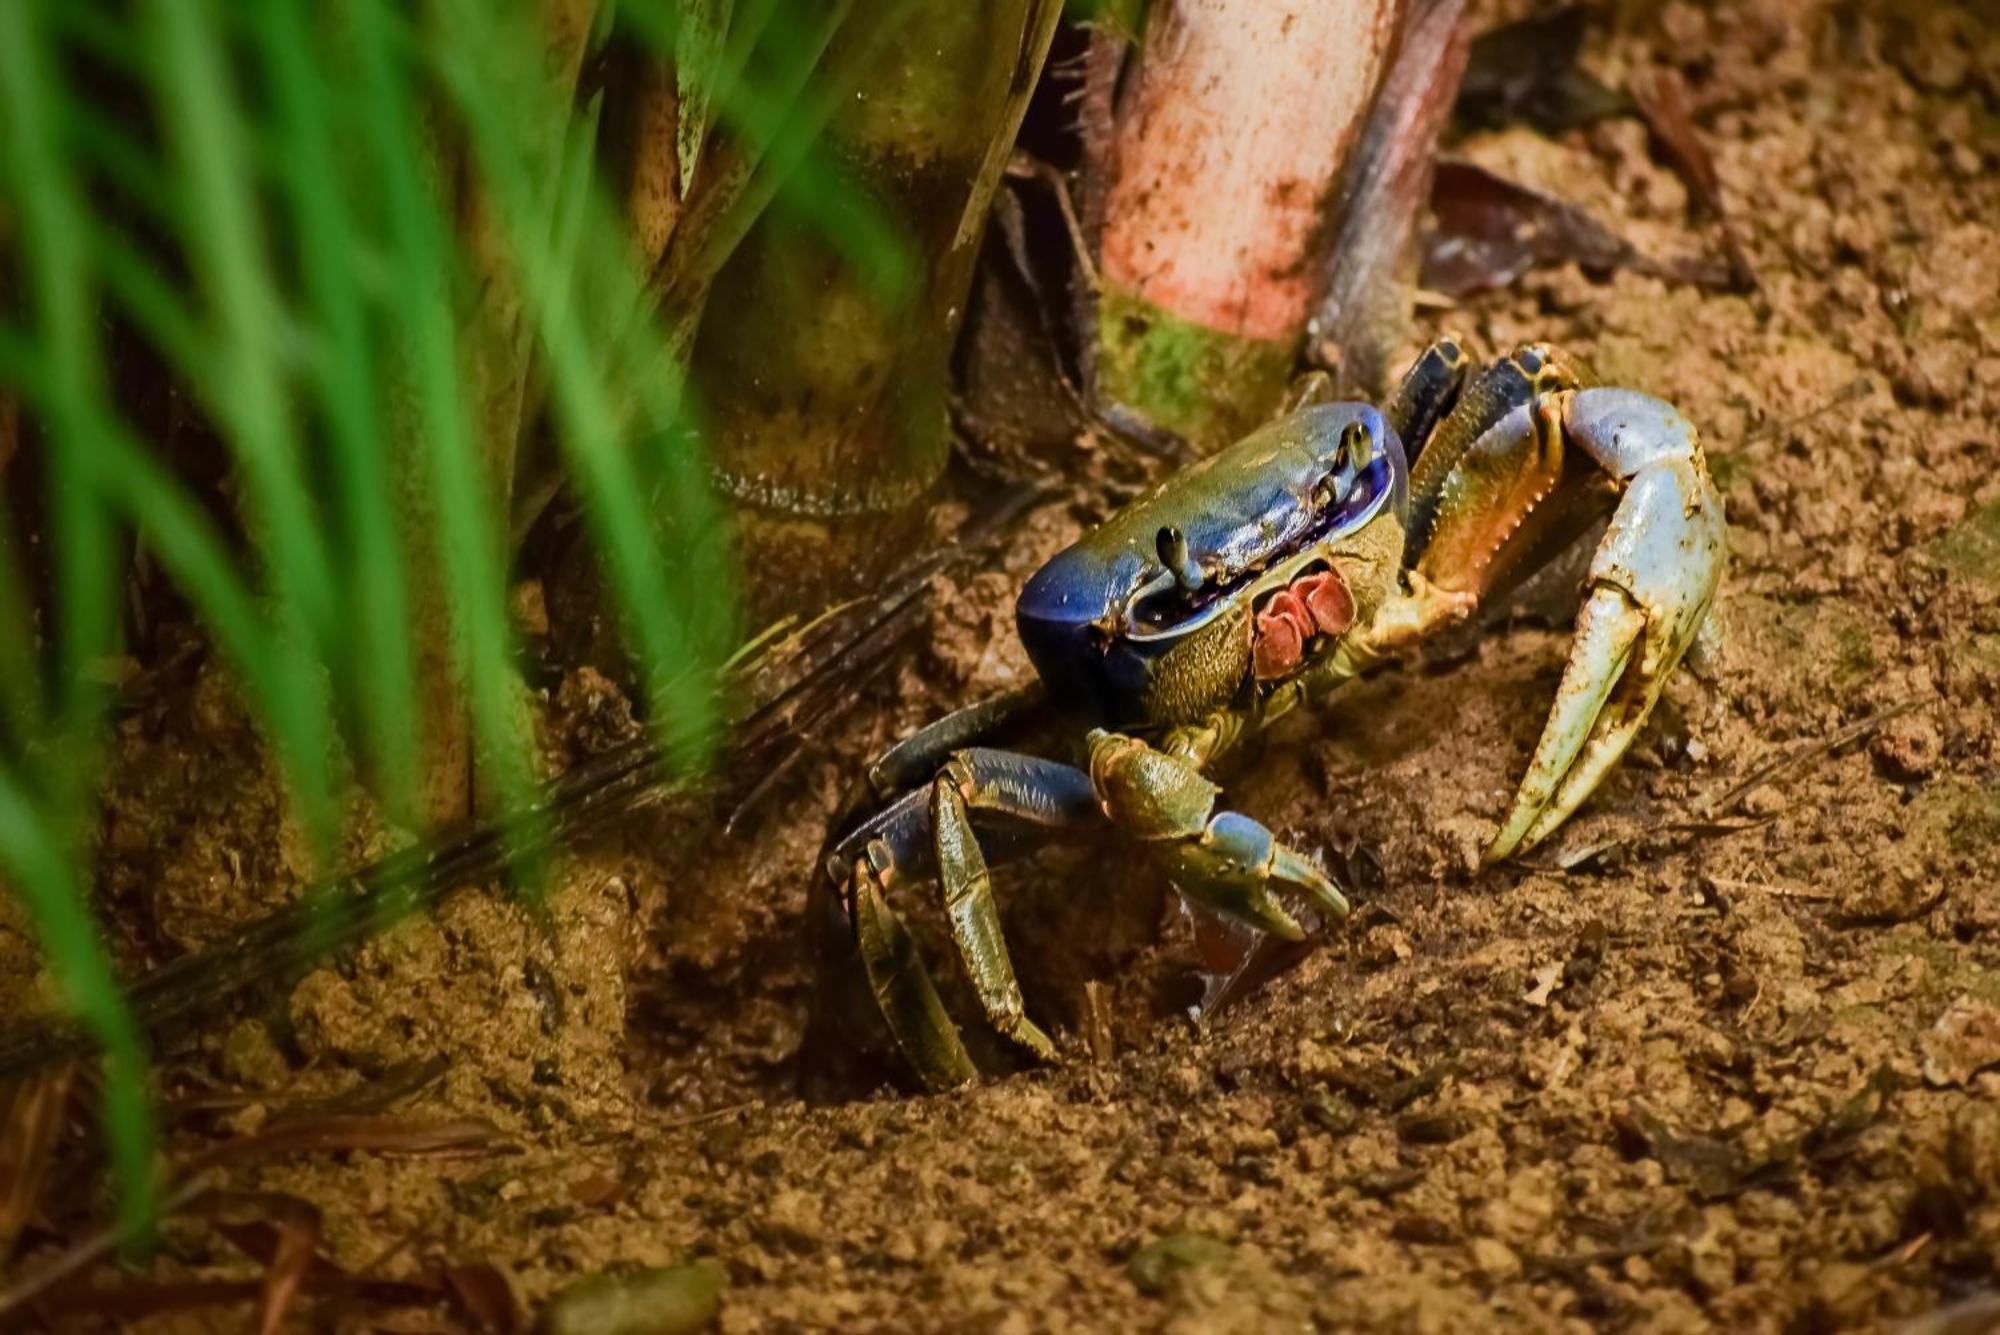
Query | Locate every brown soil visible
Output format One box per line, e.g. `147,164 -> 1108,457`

12,0 -> 2000,1330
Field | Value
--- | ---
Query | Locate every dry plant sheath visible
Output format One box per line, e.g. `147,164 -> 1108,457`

1093,0 -> 1401,449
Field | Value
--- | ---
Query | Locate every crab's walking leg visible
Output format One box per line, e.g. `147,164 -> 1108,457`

930,757 -> 1065,1061
1383,334 -> 1469,463
1087,730 -> 1349,936
831,685 -> 1047,832
1376,382 -> 1725,860
840,749 -> 1096,1089
849,851 -> 977,1089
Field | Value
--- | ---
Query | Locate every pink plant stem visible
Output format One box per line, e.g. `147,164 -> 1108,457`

1102,0 -> 1402,343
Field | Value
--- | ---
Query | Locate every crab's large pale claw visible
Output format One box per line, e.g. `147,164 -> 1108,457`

1486,390 -> 1727,861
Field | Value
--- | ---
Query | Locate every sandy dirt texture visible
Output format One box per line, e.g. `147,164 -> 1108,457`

9,0 -> 2000,1330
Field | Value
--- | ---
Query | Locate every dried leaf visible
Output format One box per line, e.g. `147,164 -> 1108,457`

186,1114 -> 510,1174
0,1063 -> 74,1264
1424,159 -> 1731,297
195,1188 -> 341,1334
1458,6 -> 1629,133
253,1201 -> 317,1335
446,1261 -> 525,1335
1629,66 -> 1755,290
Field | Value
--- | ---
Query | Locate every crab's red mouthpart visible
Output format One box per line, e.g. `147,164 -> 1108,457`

1252,608 -> 1305,679
1251,567 -> 1354,681
1294,569 -> 1354,634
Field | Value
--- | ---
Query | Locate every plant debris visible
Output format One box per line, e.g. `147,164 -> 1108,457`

1313,0 -> 1472,395
1422,159 -> 1734,297
0,1064 -> 73,1265
1616,1074 -> 1893,1202
1630,66 -> 1757,291
1456,5 -> 1630,134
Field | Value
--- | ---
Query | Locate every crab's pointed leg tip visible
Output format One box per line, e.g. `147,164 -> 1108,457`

1487,586 -> 1649,863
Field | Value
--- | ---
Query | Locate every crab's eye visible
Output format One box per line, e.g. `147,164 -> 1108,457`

1338,420 -> 1371,470
1155,525 -> 1203,592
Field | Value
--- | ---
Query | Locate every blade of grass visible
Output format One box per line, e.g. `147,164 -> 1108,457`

347,0 -> 539,859
0,0 -> 155,1240
254,0 -> 422,824
146,0 -> 343,854
434,0 -> 734,773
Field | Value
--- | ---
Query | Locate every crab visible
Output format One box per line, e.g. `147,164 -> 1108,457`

814,340 -> 1726,1089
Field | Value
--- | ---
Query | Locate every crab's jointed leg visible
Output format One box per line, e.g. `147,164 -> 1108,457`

837,730 -> 1349,1088
1370,380 -> 1726,860
840,748 -> 1095,1089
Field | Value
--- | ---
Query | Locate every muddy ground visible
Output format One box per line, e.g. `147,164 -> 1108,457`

9,0 -> 2000,1329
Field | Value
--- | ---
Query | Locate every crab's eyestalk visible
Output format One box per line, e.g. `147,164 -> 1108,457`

1156,525 -> 1205,593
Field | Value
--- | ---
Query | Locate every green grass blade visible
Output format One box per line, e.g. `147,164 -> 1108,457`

254,0 -> 422,823
0,0 -> 156,1238
146,0 -> 341,853
434,0 -> 733,773
347,0 -> 537,847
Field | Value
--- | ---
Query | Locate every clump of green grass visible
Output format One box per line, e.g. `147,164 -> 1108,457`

0,0 -> 906,1241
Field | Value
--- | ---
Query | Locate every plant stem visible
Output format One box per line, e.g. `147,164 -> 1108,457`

1093,0 -> 1401,449
689,0 -> 1062,620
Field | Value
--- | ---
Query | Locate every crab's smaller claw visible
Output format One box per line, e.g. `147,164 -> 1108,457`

1087,730 -> 1350,935
1486,391 -> 1726,861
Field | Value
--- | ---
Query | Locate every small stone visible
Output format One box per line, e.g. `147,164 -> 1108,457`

1869,711 -> 1942,782
1469,1237 -> 1520,1281
1924,997 -> 2000,1087
1126,1232 -> 1234,1295
535,1264 -> 722,1335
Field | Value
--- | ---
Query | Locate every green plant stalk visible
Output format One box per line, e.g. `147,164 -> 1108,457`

255,0 -> 422,822
690,0 -> 1062,619
1093,285 -> 1299,451
149,0 -> 346,852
